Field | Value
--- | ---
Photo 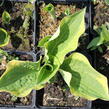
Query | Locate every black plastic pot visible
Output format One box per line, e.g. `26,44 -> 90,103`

0,51 -> 37,109
0,0 -> 37,108
0,0 -> 36,53
35,0 -> 92,109
36,52 -> 92,109
89,2 -> 109,109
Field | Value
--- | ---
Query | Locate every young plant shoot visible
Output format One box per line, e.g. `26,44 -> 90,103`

2,11 -> 11,25
0,8 -> 109,101
87,24 -> 109,52
43,3 -> 57,21
64,8 -> 71,16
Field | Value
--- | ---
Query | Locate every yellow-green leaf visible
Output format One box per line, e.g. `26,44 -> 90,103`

45,8 -> 86,65
0,60 -> 40,97
60,52 -> 109,101
2,11 -> 11,24
0,28 -> 10,47
38,35 -> 52,47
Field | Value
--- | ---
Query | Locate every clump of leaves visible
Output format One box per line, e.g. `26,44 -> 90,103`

22,3 -> 34,38
43,3 -> 57,21
0,8 -> 109,101
2,11 -> 11,25
87,23 -> 109,52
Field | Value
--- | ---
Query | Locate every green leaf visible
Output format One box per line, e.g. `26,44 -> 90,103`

38,35 -> 52,47
0,28 -> 10,47
0,49 -> 8,56
43,3 -> 56,20
65,8 -> 71,16
105,0 -> 109,5
37,64 -> 59,85
0,60 -> 41,97
60,52 -> 109,101
2,11 -> 11,24
45,8 -> 86,65
101,25 -> 109,42
87,37 -> 104,49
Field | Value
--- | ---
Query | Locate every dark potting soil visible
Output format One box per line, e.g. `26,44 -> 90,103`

0,1 -> 34,51
0,53 -> 33,105
95,50 -> 109,82
37,73 -> 87,107
43,82 -> 87,107
93,0 -> 109,26
38,2 -> 89,107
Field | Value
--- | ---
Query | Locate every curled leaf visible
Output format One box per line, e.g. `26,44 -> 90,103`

0,28 -> 10,47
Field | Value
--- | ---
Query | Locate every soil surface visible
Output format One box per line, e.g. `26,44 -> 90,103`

39,2 -> 88,39
94,0 -> 109,26
38,2 -> 89,107
0,53 -> 33,105
37,74 -> 87,107
0,1 -> 34,51
95,49 -> 109,83
43,82 -> 87,107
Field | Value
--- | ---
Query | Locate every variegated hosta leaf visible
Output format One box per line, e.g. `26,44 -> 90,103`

45,8 -> 86,65
0,28 -> 10,47
60,52 -> 109,101
0,60 -> 41,97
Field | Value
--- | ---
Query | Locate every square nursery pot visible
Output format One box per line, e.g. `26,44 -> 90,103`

36,0 -> 92,109
0,0 -> 36,52
89,1 -> 109,109
0,51 -> 37,109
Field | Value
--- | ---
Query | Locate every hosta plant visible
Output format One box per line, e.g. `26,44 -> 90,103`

43,3 -> 57,21
87,24 -> 109,52
0,8 -> 109,101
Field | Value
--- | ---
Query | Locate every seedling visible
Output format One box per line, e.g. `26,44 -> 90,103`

43,3 -> 57,21
0,8 -> 109,102
87,24 -> 109,53
64,8 -> 71,16
2,11 -> 11,25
